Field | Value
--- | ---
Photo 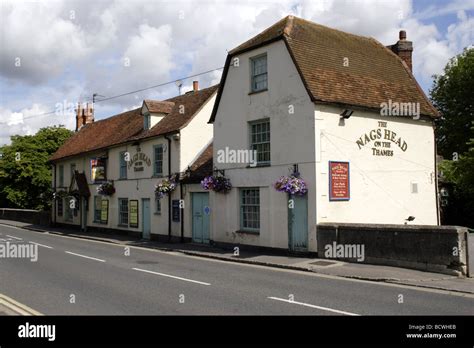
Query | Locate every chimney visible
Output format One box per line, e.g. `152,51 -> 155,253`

75,102 -> 94,131
193,80 -> 199,92
388,30 -> 413,71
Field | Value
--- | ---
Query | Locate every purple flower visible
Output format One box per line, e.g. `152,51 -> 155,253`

201,175 -> 231,193
274,175 -> 308,195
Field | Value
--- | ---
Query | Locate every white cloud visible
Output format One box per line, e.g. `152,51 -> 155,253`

1,0 -> 473,142
0,104 -> 75,145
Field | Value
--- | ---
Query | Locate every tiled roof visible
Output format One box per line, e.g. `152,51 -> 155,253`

209,16 -> 438,123
143,100 -> 175,114
50,85 -> 218,162
181,143 -> 213,183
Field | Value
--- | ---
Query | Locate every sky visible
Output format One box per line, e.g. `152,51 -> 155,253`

0,0 -> 473,145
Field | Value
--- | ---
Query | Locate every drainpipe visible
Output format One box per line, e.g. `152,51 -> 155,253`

180,181 -> 184,243
433,122 -> 440,225
165,135 -> 172,242
53,163 -> 57,226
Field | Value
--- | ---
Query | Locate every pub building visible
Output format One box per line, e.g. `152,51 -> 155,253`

49,82 -> 216,242
207,16 -> 439,253
51,16 -> 440,254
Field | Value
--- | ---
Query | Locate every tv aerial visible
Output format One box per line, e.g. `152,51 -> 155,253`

175,80 -> 183,95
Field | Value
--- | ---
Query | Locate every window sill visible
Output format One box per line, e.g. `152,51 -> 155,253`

246,163 -> 271,168
154,212 -> 161,215
152,174 -> 164,178
248,89 -> 268,96
118,224 -> 129,227
235,230 -> 260,235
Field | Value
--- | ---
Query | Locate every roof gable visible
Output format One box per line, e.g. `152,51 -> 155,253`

209,15 -> 438,123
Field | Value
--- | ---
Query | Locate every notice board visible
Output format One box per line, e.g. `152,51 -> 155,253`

329,161 -> 350,201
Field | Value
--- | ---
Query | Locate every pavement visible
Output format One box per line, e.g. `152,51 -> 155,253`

1,221 -> 473,315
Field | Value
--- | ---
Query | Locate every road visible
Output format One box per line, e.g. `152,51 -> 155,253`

0,223 -> 473,315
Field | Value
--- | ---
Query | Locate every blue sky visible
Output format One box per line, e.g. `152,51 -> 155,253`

1,0 -> 473,145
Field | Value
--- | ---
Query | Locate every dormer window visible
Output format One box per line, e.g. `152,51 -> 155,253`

141,100 -> 175,131
144,114 -> 151,130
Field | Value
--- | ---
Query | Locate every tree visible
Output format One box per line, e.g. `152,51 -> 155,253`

0,126 -> 73,210
439,127 -> 474,228
431,47 -> 474,159
431,47 -> 474,228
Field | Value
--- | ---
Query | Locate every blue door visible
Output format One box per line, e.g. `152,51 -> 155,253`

192,193 -> 210,243
142,198 -> 151,240
288,195 -> 308,251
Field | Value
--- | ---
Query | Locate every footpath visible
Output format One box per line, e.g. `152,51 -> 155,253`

1,219 -> 473,295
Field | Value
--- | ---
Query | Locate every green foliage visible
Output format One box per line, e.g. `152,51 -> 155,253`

431,47 -> 474,159
0,126 -> 73,210
431,47 -> 474,228
438,126 -> 474,228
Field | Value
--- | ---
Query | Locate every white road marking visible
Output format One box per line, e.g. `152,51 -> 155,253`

6,235 -> 22,240
1,223 -> 471,299
29,242 -> 53,249
132,267 -> 211,286
65,251 -> 105,262
268,296 -> 360,316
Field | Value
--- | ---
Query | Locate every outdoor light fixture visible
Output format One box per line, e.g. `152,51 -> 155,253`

404,216 -> 415,224
340,109 -> 354,119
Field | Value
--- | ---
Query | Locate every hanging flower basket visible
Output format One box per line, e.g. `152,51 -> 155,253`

155,176 -> 177,199
274,175 -> 308,196
201,175 -> 232,194
53,190 -> 69,200
97,181 -> 116,196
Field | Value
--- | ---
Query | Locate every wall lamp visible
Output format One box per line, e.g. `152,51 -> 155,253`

340,109 -> 354,119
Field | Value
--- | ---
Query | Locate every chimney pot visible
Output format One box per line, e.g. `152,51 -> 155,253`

193,81 -> 199,92
388,30 -> 413,72
399,30 -> 406,40
75,102 -> 94,131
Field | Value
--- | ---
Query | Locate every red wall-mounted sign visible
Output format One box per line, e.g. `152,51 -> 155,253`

329,161 -> 350,201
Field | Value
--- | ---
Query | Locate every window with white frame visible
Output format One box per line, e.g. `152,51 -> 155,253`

64,198 -> 73,222
250,54 -> 267,92
93,196 -> 101,222
118,198 -> 129,225
58,165 -> 64,187
240,188 -> 260,232
144,115 -> 151,130
154,145 -> 163,176
119,151 -> 127,179
155,197 -> 161,214
250,119 -> 270,165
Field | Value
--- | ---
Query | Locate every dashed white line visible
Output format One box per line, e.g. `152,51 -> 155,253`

132,267 -> 211,286
29,242 -> 53,249
65,251 -> 105,262
6,235 -> 22,240
267,296 -> 360,316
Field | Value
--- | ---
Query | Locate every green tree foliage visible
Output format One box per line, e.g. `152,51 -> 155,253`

431,47 -> 474,159
439,127 -> 474,228
0,126 -> 73,210
431,47 -> 474,227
